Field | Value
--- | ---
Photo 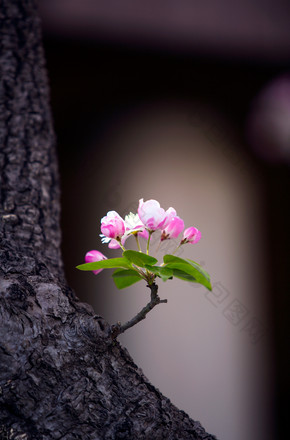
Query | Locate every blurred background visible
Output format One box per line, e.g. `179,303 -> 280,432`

39,1 -> 290,439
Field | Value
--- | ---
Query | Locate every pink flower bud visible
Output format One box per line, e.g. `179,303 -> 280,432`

138,198 -> 176,231
101,210 -> 125,240
161,216 -> 185,240
85,250 -> 107,275
182,227 -> 201,244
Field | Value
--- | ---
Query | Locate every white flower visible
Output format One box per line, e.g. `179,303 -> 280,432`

124,212 -> 149,240
124,212 -> 145,232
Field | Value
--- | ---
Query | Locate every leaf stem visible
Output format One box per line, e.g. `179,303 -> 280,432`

146,230 -> 153,255
135,234 -> 142,252
133,265 -> 147,280
110,283 -> 167,339
117,238 -> 126,252
172,243 -> 181,255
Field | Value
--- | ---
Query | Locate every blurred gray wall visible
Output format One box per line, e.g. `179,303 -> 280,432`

70,103 -> 274,440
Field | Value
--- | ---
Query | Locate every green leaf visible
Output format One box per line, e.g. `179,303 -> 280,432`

76,257 -> 132,271
163,254 -> 212,290
112,269 -> 143,289
144,265 -> 173,282
185,258 -> 211,281
123,250 -> 158,267
171,268 -> 198,283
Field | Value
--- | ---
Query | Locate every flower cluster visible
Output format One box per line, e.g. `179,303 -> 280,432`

85,198 -> 201,272
79,198 -> 211,337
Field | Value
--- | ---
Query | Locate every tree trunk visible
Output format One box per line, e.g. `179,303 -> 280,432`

0,1 -> 216,439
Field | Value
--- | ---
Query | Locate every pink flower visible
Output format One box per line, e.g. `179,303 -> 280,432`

85,250 -> 107,275
182,227 -> 201,244
138,229 -> 149,239
107,239 -> 121,249
101,210 -> 125,240
161,216 -> 185,241
164,207 -> 177,227
138,198 -> 176,231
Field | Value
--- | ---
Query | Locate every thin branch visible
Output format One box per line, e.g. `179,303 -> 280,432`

110,283 -> 167,339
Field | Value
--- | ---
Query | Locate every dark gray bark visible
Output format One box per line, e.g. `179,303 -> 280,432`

0,1 -> 217,439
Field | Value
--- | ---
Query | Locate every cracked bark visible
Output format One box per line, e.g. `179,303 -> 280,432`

0,1 -> 217,439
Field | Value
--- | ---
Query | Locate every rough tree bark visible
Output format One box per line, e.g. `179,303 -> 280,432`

0,1 -> 217,439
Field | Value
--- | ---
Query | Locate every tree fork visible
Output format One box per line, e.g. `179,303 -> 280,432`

0,1 -> 217,439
